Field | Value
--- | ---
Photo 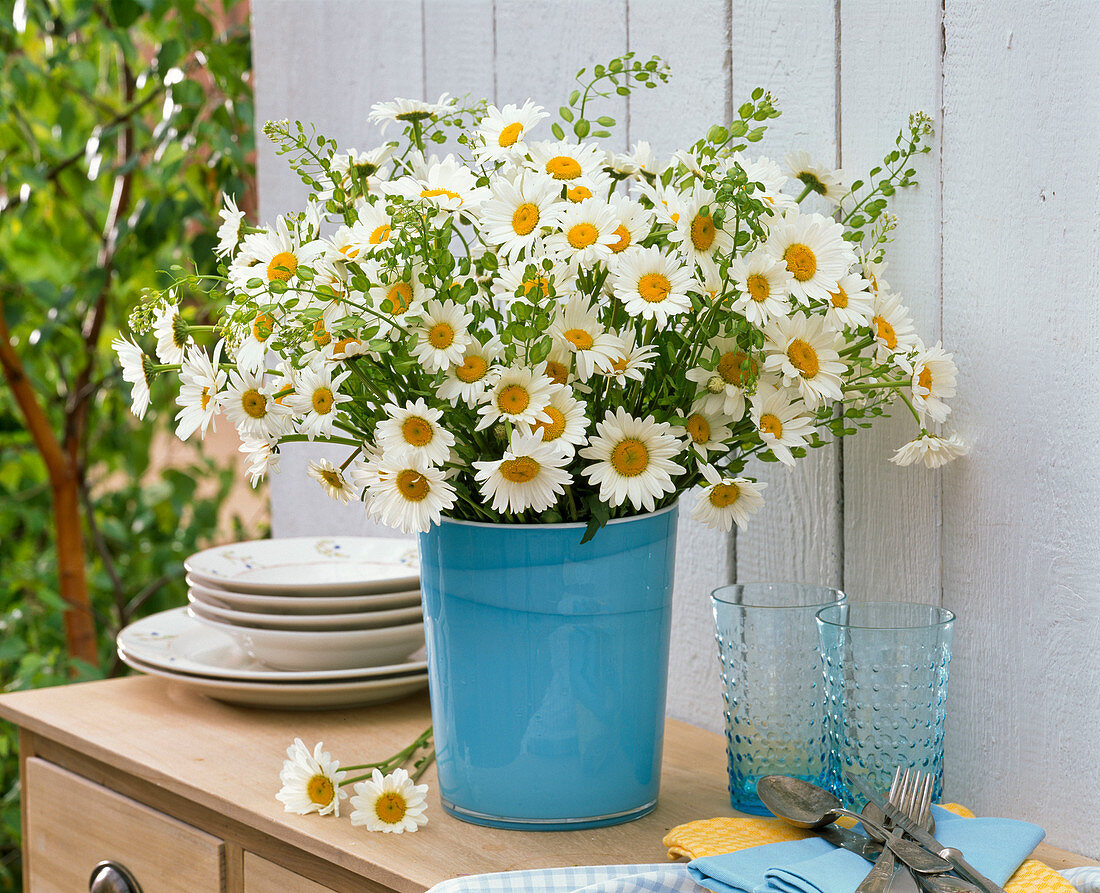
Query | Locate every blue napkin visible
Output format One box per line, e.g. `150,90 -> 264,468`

688,804 -> 1046,893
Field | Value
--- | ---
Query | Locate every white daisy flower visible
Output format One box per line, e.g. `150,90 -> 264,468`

437,336 -> 502,406
663,185 -> 736,280
870,291 -> 920,363
910,342 -> 957,423
276,738 -> 347,817
307,459 -> 356,503
474,100 -> 549,164
325,145 -> 396,200
691,464 -> 768,531
785,150 -> 848,205
175,340 -> 226,441
605,140 -> 662,181
474,432 -> 572,515
545,199 -> 620,267
518,385 -> 588,456
353,200 -> 395,255
890,431 -> 968,468
611,246 -> 695,328
113,336 -> 153,420
368,455 -> 456,534
239,435 -> 280,486
287,365 -> 353,440
330,336 -> 374,361
387,154 -> 487,217
223,369 -> 294,440
549,297 -> 622,382
525,140 -> 611,193
824,270 -> 875,331
215,194 -> 245,258
601,329 -> 658,385
367,264 -> 429,338
151,301 -> 190,365
750,386 -> 816,466
476,365 -> 558,431
349,767 -> 429,834
728,250 -> 794,327
764,211 -> 856,304
579,408 -> 686,513
368,93 -> 454,134
674,401 -> 732,458
478,175 -> 560,262
861,254 -> 891,298
605,193 -> 655,256
410,299 -> 473,373
685,338 -> 759,419
376,398 -> 456,466
762,314 -> 847,409
228,216 -> 328,297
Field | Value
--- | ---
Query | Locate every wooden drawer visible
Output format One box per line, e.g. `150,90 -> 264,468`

243,852 -> 337,891
24,758 -> 224,892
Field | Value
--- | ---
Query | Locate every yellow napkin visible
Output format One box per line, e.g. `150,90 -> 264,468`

663,804 -> 1075,893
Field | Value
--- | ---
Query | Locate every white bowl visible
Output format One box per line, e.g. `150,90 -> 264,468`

187,592 -> 423,632
187,610 -> 426,671
186,575 -> 422,615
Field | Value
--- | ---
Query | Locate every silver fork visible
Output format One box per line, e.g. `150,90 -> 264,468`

906,771 -> 980,893
856,768 -> 913,893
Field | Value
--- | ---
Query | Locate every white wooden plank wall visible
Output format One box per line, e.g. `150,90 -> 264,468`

252,0 -> 1099,853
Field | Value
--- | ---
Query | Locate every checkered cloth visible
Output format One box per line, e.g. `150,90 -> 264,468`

426,864 -> 701,893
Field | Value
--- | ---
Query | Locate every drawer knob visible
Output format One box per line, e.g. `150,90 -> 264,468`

89,861 -> 143,893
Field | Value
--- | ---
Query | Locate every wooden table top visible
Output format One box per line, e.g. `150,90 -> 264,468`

0,676 -> 1093,892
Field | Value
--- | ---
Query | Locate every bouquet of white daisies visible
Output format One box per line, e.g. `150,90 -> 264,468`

116,53 -> 965,541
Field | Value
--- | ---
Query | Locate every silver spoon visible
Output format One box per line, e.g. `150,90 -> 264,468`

755,776 -> 953,875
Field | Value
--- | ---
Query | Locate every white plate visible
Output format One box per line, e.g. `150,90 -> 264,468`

189,610 -> 425,671
184,536 -> 419,595
187,592 -> 423,631
187,575 -> 423,614
117,608 -> 427,682
119,652 -> 429,710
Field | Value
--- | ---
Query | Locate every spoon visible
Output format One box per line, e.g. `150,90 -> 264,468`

863,801 -> 980,893
755,776 -> 953,875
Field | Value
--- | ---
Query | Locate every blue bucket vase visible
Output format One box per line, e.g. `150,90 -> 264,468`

417,503 -> 678,830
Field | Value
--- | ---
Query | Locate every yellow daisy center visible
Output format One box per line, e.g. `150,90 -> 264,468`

498,122 -> 523,147
512,202 -> 540,235
873,315 -> 898,349
566,185 -> 592,202
783,243 -> 817,281
567,222 -> 599,249
200,387 -> 211,411
563,328 -> 594,350
544,360 -> 568,385
396,469 -> 430,502
499,456 -> 541,483
686,413 -> 711,444
690,213 -> 716,251
241,389 -> 267,419
830,286 -> 849,308
532,406 -> 566,441
918,365 -> 933,392
428,322 -> 455,350
638,272 -> 672,304
421,187 -> 462,202
311,388 -> 334,414
319,468 -> 344,490
546,156 -> 582,180
334,336 -> 361,355
609,224 -> 632,253
760,413 -> 783,438
610,356 -> 629,373
386,283 -> 413,315
252,312 -> 275,342
610,438 -> 649,477
456,354 -> 488,383
267,251 -> 298,282
497,384 -> 531,415
369,224 -> 391,244
746,273 -> 770,303
709,483 -> 740,508
401,416 -> 433,447
375,791 -> 408,824
522,277 -> 550,298
339,243 -> 360,260
312,319 -> 331,347
306,774 -> 334,806
787,339 -> 820,377
867,270 -> 880,294
717,351 -> 758,387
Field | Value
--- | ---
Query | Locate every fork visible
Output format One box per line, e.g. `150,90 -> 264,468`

856,768 -> 917,893
904,771 -> 980,893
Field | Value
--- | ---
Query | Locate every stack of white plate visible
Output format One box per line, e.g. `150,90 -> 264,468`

116,536 -> 428,709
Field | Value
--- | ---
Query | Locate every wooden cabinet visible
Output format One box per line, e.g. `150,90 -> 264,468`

0,676 -> 1093,892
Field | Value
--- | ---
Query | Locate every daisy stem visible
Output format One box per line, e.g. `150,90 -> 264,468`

411,748 -> 436,782
563,485 -> 579,521
839,335 -> 876,357
411,119 -> 425,154
184,324 -> 217,333
896,389 -> 924,425
338,725 -> 434,785
339,448 -> 361,472
843,380 -> 908,391
794,184 -> 814,203
277,434 -> 363,447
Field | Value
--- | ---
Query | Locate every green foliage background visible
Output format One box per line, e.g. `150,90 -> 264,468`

0,1 -> 254,887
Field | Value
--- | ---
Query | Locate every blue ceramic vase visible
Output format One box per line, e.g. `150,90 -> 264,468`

417,503 -> 678,830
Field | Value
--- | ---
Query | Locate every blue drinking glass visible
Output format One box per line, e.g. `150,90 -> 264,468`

711,583 -> 846,815
816,601 -> 955,809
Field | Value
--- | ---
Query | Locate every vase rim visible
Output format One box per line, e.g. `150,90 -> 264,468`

434,501 -> 678,531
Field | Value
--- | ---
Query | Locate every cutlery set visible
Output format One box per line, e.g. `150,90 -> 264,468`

757,771 -> 1005,893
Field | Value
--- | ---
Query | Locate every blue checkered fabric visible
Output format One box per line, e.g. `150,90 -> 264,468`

426,864 -> 702,893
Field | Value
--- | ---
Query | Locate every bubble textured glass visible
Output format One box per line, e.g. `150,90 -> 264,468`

816,601 -> 954,809
711,583 -> 846,815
